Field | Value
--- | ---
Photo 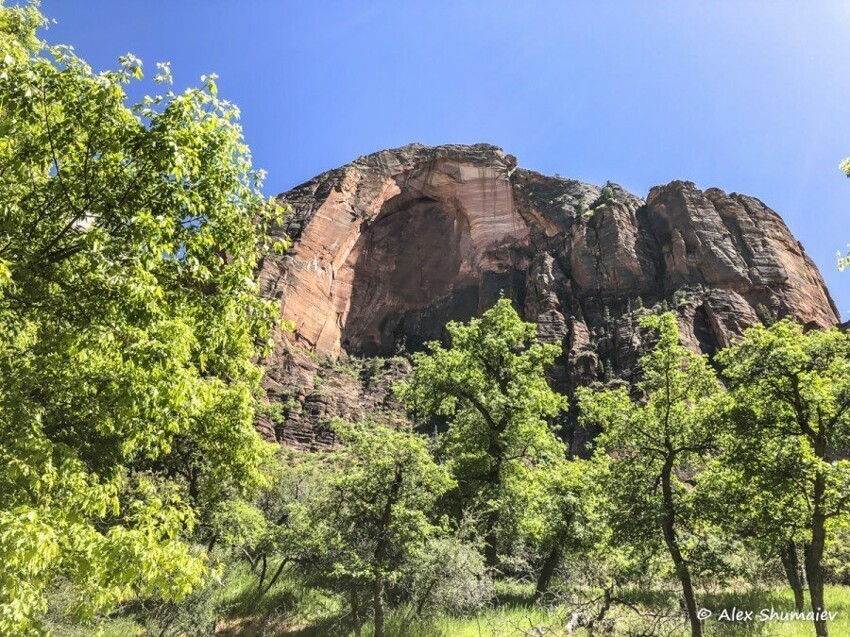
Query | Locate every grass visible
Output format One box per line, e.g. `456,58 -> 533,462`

43,572 -> 850,636
421,586 -> 850,636
700,586 -> 850,636
203,562 -> 342,636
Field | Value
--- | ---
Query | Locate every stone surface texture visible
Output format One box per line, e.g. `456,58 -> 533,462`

257,143 -> 838,451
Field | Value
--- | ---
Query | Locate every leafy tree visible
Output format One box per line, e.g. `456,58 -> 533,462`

717,320 -> 850,637
578,313 -> 728,637
400,530 -> 494,618
0,3 -> 283,632
701,408 -> 810,612
397,298 -> 567,567
231,447 -> 319,608
287,422 -> 454,637
530,457 -> 595,600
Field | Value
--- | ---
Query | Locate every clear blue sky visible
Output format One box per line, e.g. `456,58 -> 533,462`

40,1 -> 850,316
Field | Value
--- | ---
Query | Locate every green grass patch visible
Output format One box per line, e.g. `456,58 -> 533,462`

42,576 -> 850,636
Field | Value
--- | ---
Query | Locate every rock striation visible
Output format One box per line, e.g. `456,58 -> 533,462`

258,143 -> 838,451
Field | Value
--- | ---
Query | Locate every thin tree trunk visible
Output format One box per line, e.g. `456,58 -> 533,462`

243,548 -> 258,571
257,554 -> 267,590
534,546 -> 561,600
586,586 -> 613,634
482,433 -> 504,569
263,559 -> 288,594
661,460 -> 702,637
414,574 -> 440,616
779,540 -> 805,613
351,590 -> 362,637
247,558 -> 288,614
373,574 -> 385,637
805,469 -> 829,637
484,509 -> 499,568
372,466 -> 403,637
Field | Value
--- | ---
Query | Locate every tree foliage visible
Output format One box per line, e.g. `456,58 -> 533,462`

285,422 -> 455,637
397,298 -> 568,566
701,398 -> 811,611
0,3 -> 283,632
717,320 -> 850,636
579,313 -> 729,637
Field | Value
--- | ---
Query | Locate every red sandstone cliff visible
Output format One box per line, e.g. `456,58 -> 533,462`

257,143 -> 838,450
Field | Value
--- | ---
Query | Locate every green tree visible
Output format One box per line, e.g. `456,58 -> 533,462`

397,298 -> 567,567
0,4 -> 283,632
530,457 -> 594,600
288,422 -> 454,637
701,406 -> 809,612
578,313 -> 727,637
717,320 -> 850,637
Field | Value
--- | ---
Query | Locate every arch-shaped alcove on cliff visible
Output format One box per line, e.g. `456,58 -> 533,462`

266,148 -> 531,357
339,194 -> 476,356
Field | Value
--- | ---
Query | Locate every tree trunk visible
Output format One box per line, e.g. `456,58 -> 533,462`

351,590 -> 362,637
247,558 -> 288,614
483,439 -> 503,568
264,559 -> 288,594
660,460 -> 702,637
372,466 -> 402,637
586,586 -> 613,634
373,574 -> 385,637
484,508 -> 499,568
534,546 -> 561,600
257,554 -> 267,590
805,469 -> 829,637
779,540 -> 805,613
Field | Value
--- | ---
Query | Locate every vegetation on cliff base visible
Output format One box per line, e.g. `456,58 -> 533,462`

40,305 -> 850,637
171,304 -> 850,637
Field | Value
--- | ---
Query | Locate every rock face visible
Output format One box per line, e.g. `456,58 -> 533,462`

258,143 -> 838,451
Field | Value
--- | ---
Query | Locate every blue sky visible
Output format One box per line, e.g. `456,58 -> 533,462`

40,1 -> 850,315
